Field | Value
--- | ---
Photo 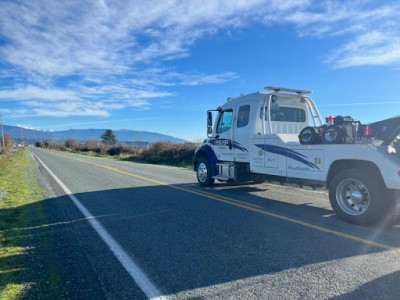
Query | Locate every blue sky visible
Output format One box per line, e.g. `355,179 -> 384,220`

1,0 -> 400,141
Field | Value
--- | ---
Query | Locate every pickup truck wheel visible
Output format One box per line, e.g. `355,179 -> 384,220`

196,157 -> 215,187
329,169 -> 394,225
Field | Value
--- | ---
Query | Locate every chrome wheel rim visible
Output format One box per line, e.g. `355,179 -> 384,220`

325,128 -> 337,143
336,178 -> 370,216
197,162 -> 208,183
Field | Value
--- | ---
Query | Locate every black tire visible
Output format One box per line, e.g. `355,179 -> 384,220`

299,126 -> 319,145
322,125 -> 343,144
253,174 -> 266,184
329,168 -> 395,225
196,157 -> 215,187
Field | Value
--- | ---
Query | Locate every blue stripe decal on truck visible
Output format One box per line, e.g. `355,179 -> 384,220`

255,144 -> 319,170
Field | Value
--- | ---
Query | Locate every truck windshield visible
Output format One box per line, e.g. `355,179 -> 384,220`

269,106 -> 306,122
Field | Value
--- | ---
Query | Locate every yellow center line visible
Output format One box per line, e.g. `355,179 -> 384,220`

54,152 -> 400,253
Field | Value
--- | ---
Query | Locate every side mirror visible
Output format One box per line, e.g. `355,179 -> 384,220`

207,111 -> 213,136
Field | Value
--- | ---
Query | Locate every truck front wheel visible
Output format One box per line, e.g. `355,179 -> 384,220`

329,169 -> 394,225
196,157 -> 215,187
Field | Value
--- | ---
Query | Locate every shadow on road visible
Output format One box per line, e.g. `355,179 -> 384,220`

1,182 -> 400,298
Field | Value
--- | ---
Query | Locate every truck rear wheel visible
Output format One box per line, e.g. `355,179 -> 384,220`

196,157 -> 215,187
329,169 -> 394,225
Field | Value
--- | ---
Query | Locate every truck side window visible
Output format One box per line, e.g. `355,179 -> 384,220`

237,105 -> 250,128
269,107 -> 306,122
217,110 -> 233,133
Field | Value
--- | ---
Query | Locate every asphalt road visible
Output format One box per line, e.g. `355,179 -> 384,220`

29,148 -> 400,299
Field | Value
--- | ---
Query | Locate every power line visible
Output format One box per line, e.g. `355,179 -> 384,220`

20,127 -> 24,146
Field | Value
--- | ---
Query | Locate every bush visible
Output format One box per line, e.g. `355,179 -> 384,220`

107,146 -> 122,156
65,138 -> 80,149
85,139 -> 100,151
35,141 -> 49,148
120,146 -> 140,156
137,141 -> 196,166
53,138 -> 196,167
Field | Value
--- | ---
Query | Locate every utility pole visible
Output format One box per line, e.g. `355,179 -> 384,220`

20,127 -> 24,147
0,114 -> 5,151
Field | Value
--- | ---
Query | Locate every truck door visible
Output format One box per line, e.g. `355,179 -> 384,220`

211,107 -> 235,161
233,104 -> 251,162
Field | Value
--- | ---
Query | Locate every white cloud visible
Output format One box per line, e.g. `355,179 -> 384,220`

0,83 -> 174,117
129,70 -> 238,87
325,31 -> 400,68
46,117 -> 156,129
0,0 -> 275,77
1,1 -> 399,75
319,101 -> 400,107
0,86 -> 80,101
268,1 -> 400,68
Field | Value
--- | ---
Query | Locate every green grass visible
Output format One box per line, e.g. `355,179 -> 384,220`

0,150 -> 64,299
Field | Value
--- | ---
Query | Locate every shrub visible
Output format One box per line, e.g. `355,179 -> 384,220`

137,141 -> 196,166
120,146 -> 140,156
35,141 -> 49,148
107,146 -> 122,156
65,138 -> 80,149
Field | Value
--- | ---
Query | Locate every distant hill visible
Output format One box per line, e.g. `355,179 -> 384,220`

2,125 -> 186,144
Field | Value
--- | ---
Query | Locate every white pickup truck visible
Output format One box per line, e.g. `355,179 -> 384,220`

194,86 -> 400,225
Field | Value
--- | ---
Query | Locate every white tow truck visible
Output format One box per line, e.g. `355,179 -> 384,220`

194,86 -> 400,225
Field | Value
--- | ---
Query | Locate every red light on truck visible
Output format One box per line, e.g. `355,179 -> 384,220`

364,126 -> 372,137
398,171 -> 400,177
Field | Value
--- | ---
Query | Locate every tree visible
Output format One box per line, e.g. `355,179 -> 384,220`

35,141 -> 46,148
65,138 -> 79,149
1,134 -> 13,149
101,129 -> 117,146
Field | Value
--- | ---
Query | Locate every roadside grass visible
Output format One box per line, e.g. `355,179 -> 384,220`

0,150 -> 63,299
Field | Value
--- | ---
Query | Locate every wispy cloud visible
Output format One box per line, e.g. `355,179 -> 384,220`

45,117 -> 157,129
274,1 -> 400,68
325,31 -> 400,68
0,86 -> 80,101
1,0 -> 261,117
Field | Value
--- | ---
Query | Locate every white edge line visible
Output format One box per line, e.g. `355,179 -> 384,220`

31,151 -> 166,300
